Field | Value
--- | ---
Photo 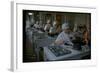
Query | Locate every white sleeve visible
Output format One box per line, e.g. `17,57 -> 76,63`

44,25 -> 47,31
55,33 -> 63,42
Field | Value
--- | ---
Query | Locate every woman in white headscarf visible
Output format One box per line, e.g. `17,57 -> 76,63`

54,23 -> 73,46
48,20 -> 62,36
44,19 -> 51,32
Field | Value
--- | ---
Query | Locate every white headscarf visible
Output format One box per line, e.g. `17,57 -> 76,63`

53,21 -> 56,26
62,23 -> 69,30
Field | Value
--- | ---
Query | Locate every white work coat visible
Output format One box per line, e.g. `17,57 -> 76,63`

55,31 -> 73,46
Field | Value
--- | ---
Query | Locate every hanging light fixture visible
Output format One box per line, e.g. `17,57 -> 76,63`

28,12 -> 33,15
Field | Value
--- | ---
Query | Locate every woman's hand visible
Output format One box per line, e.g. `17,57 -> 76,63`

54,40 -> 64,45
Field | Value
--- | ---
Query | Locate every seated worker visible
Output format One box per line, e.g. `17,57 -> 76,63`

72,24 -> 90,50
75,24 -> 89,45
34,21 -> 40,29
39,20 -> 44,30
48,20 -> 62,36
54,23 -> 73,46
44,19 -> 51,32
34,20 -> 45,32
83,25 -> 89,45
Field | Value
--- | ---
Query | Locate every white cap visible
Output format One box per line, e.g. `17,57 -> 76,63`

62,23 -> 69,30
